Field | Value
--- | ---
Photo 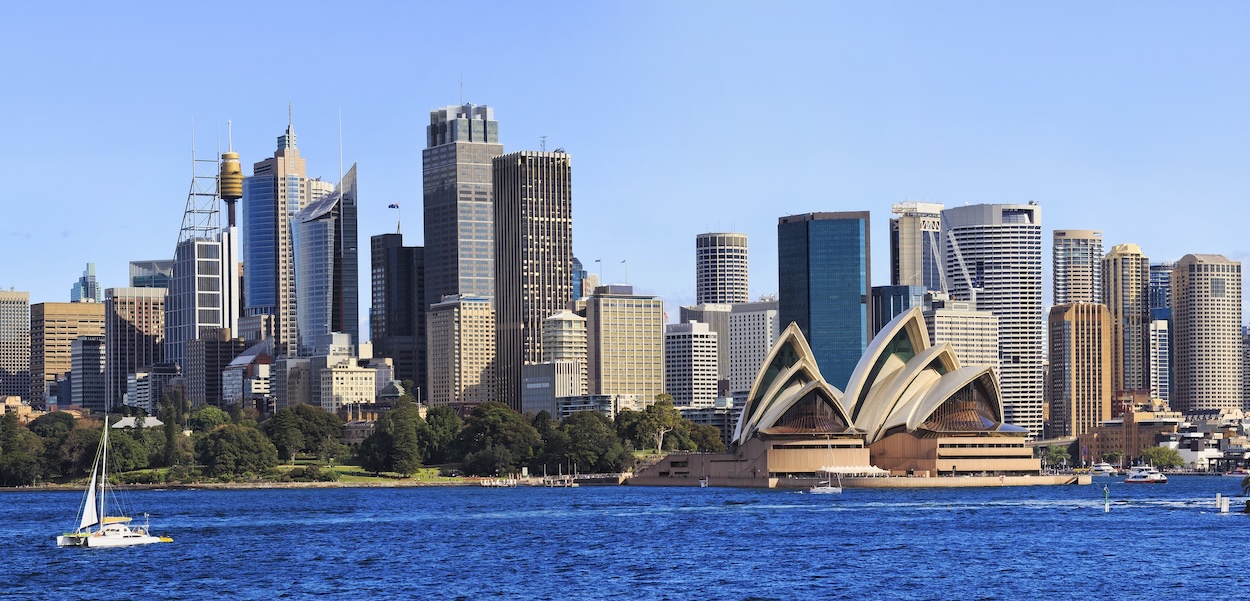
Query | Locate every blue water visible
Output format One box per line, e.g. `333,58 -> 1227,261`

2,477 -> 1246,600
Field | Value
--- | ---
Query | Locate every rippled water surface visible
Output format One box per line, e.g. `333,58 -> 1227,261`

3,476 -> 1247,600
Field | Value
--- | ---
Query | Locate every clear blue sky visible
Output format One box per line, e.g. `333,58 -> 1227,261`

3,1 -> 1248,333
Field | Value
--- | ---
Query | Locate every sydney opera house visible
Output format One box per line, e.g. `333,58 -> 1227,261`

632,307 -> 1043,487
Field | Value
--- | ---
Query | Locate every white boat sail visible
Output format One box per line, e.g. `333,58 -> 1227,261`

56,419 -> 172,548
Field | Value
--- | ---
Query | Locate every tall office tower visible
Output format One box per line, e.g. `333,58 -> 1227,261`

104,288 -> 166,409
1149,318 -> 1170,402
923,293 -> 1000,370
423,104 -> 503,311
664,322 -> 718,407
130,260 -> 173,288
870,285 -> 926,336
889,202 -> 944,291
695,232 -> 749,304
29,302 -> 105,406
1171,254 -> 1242,413
777,212 -> 871,389
1102,243 -> 1151,394
71,336 -> 106,412
728,299 -> 779,394
426,295 -> 495,407
243,118 -> 313,357
71,263 -> 103,303
1243,328 -> 1250,412
186,328 -> 247,407
1149,261 -> 1176,311
542,310 -> 588,395
1047,303 -> 1112,438
679,304 -> 731,386
942,203 -> 1043,438
1052,230 -> 1103,305
585,285 -> 665,398
0,291 -> 31,400
492,151 -> 573,411
295,164 -> 359,355
370,233 -> 426,392
571,257 -> 588,301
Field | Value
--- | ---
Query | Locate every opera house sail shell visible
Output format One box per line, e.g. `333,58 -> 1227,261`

734,307 -> 1039,476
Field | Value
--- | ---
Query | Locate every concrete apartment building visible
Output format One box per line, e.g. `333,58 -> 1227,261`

923,293 -> 999,371
1102,243 -> 1151,394
0,291 -> 30,401
1052,229 -> 1103,305
30,301 -> 104,406
1048,302 -> 1112,438
427,295 -> 495,407
664,321 -> 718,408
1171,254 -> 1242,414
728,299 -> 779,395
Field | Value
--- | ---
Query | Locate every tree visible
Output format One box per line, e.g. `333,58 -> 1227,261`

188,406 -> 230,433
1103,450 -> 1124,467
55,426 -> 102,477
457,403 -> 542,475
0,417 -> 45,486
195,424 -> 279,477
562,411 -> 619,473
386,400 -> 427,477
614,409 -> 646,449
639,398 -> 681,452
684,423 -> 727,453
264,404 -> 344,457
268,409 -> 304,464
159,399 -> 188,467
358,430 -> 393,475
27,411 -> 75,439
1042,444 -> 1070,468
1139,446 -> 1183,470
106,429 -> 150,473
423,406 -> 463,464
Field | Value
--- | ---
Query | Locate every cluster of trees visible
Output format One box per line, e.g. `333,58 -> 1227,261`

0,392 -> 726,486
1041,443 -> 1186,470
356,395 -> 726,478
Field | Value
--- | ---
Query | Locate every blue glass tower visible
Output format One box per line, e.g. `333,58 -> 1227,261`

572,256 -> 586,300
777,212 -> 871,390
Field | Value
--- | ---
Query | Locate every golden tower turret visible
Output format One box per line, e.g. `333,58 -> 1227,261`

220,123 -> 243,227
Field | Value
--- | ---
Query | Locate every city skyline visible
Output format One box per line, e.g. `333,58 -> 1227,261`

3,3 -> 1250,334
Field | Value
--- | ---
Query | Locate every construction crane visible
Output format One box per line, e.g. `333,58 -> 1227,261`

945,230 -> 981,308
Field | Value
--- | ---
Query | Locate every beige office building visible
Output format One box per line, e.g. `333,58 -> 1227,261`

889,202 -> 944,291
1102,243 -> 1151,394
923,293 -> 999,371
1047,303 -> 1112,438
319,362 -> 376,413
1053,230 -> 1103,304
30,301 -> 104,405
0,291 -> 31,401
1171,254 -> 1242,413
586,285 -> 664,399
427,295 -> 496,407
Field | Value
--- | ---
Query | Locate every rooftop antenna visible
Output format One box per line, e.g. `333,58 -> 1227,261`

338,108 -> 344,185
541,136 -> 547,152
459,72 -> 463,105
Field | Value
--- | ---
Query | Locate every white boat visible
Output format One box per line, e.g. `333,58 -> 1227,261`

1123,466 -> 1168,484
810,472 -> 842,494
1090,462 -> 1116,476
57,420 -> 172,548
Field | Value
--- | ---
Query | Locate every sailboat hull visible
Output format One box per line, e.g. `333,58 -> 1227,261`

57,532 -> 166,548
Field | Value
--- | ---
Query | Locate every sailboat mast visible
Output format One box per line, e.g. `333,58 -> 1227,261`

99,419 -> 108,521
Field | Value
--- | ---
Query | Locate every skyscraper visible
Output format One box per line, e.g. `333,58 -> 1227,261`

1149,317 -> 1170,402
942,203 -> 1043,438
923,293 -> 999,371
71,263 -> 103,303
492,151 -> 573,411
130,260 -> 173,289
1052,229 -> 1103,305
678,304 -> 731,387
30,302 -> 105,406
370,233 -> 426,393
295,164 -> 359,355
777,212 -> 871,389
104,287 -> 165,409
1171,254 -> 1242,414
870,285 -> 926,337
186,328 -> 247,408
571,257 -> 588,301
243,118 -> 314,357
695,232 -> 749,304
1102,243 -> 1151,394
1047,302 -> 1111,438
889,202 -> 944,291
423,104 -> 503,310
0,291 -> 31,400
1149,261 -> 1176,311
542,310 -> 588,394
585,285 -> 664,398
71,336 -> 105,412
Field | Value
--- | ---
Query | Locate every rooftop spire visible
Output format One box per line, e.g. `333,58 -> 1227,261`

277,102 -> 297,151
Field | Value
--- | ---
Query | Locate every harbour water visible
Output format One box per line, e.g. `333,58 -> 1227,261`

3,476 -> 1247,600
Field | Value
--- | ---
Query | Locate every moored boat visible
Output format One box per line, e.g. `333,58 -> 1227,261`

1123,466 -> 1168,484
1090,462 -> 1116,476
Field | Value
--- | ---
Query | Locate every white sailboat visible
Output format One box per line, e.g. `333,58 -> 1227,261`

56,419 -> 172,548
811,437 -> 843,494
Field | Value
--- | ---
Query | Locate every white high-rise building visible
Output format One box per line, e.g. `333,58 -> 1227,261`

665,322 -> 718,408
695,232 -> 749,305
728,299 -> 779,394
1171,254 -> 1242,414
942,203 -> 1043,438
1150,318 -> 1170,402
1052,229 -> 1103,305
542,311 -> 587,395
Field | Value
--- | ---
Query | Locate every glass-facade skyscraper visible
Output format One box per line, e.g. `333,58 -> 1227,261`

294,164 -> 359,355
370,233 -> 426,395
777,212 -> 871,390
71,263 -> 103,303
423,104 -> 503,311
